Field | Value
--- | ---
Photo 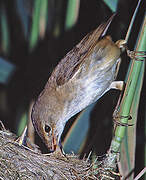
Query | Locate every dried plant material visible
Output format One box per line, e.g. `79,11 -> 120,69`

0,129 -> 122,179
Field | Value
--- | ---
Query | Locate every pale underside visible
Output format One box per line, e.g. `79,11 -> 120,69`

55,57 -> 121,138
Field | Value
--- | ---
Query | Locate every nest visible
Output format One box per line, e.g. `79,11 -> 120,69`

0,127 -> 120,180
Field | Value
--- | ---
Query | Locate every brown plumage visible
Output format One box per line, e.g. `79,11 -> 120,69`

31,14 -> 125,152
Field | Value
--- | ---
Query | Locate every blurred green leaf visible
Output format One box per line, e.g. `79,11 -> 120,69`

29,0 -> 41,50
103,0 -> 118,12
65,0 -> 80,30
0,7 -> 9,54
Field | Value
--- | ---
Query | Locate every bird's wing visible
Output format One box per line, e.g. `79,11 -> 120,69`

50,14 -> 115,86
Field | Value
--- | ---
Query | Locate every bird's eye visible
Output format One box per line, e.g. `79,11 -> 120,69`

44,125 -> 51,133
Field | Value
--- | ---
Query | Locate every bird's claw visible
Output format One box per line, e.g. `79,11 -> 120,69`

113,114 -> 134,127
127,49 -> 146,61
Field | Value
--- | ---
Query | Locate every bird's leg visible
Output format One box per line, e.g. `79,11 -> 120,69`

122,42 -> 146,61
109,81 -> 124,91
116,40 -> 146,61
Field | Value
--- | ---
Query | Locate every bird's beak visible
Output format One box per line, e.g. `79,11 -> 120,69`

50,128 -> 64,155
51,129 -> 63,154
51,128 -> 57,151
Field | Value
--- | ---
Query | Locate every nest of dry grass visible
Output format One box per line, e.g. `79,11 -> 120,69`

0,127 -> 120,180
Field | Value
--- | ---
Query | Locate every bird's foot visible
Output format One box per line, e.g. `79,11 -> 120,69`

127,50 -> 146,61
113,113 -> 133,127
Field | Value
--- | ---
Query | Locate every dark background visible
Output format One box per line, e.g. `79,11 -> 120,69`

0,0 -> 145,178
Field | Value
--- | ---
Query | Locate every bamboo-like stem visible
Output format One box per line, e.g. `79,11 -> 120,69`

110,14 -> 145,153
105,14 -> 146,170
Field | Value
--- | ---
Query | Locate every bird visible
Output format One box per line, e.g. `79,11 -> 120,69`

31,14 -> 125,153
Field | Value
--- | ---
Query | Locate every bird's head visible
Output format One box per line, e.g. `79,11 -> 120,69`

31,99 -> 64,152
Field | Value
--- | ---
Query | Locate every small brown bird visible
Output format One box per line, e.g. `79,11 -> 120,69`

31,15 -> 125,153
